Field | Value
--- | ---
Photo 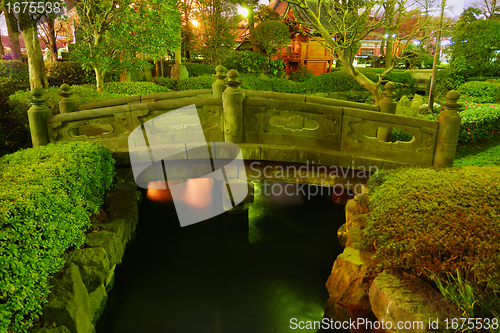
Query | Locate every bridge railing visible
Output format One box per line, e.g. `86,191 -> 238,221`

27,68 -> 461,169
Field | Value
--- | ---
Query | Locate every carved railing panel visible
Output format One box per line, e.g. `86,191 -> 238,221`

243,98 -> 342,151
340,108 -> 438,166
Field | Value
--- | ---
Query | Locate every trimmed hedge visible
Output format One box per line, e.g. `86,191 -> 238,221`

422,103 -> 500,144
45,61 -> 121,87
104,82 -> 171,95
0,142 -> 115,332
457,81 -> 499,103
8,86 -> 130,129
176,76 -> 216,90
363,167 -> 500,293
184,63 -> 216,77
0,60 -> 29,82
0,78 -> 29,113
45,61 -> 96,86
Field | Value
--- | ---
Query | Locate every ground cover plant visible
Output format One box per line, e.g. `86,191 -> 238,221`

363,166 -> 500,328
0,142 -> 115,332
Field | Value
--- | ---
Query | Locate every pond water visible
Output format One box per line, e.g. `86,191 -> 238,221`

96,180 -> 346,333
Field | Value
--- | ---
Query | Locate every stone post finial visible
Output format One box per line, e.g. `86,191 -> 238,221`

222,69 -> 245,143
444,90 -> 461,113
59,83 -> 77,114
212,65 -> 227,99
28,88 -> 52,146
433,90 -> 462,168
225,69 -> 242,88
383,82 -> 396,100
377,81 -> 397,142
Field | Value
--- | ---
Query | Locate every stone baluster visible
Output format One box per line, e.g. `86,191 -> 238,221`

28,88 -> 52,147
222,69 -> 245,143
433,90 -> 462,168
212,65 -> 227,99
59,83 -> 77,114
377,82 -> 397,142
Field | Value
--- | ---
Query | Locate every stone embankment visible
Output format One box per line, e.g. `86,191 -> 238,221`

324,194 -> 460,333
31,170 -> 139,333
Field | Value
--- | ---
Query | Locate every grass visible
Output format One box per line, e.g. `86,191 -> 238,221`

454,135 -> 500,167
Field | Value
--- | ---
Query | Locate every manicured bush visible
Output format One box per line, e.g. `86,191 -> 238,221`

104,81 -> 171,95
363,166 -> 500,293
222,50 -> 269,75
176,76 -> 216,90
0,60 -> 29,82
289,64 -> 314,82
425,68 -> 459,97
240,75 -> 300,93
457,81 -> 499,103
154,76 -> 177,90
184,63 -> 216,77
457,103 -> 500,144
0,142 -> 115,332
8,86 -> 129,129
45,61 -> 96,86
0,77 -> 29,113
467,76 -> 500,82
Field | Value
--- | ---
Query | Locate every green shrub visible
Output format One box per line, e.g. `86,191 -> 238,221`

104,81 -> 171,95
0,60 -> 29,82
176,76 -> 216,90
0,142 -> 115,332
45,61 -> 96,86
0,77 -> 29,113
458,81 -> 499,103
467,76 -> 500,82
8,86 -> 129,129
240,75 -> 300,93
222,50 -> 270,75
425,69 -> 461,97
363,166 -> 500,293
457,103 -> 500,143
153,76 -> 177,90
289,64 -> 314,82
184,63 -> 216,77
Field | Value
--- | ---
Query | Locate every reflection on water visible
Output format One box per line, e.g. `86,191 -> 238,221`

96,180 -> 345,333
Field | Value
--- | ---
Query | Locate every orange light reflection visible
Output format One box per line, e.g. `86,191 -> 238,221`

146,178 -> 213,208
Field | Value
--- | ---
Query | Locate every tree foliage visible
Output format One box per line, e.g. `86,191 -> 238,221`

192,0 -> 238,64
448,11 -> 500,80
73,0 -> 180,90
254,20 -> 290,59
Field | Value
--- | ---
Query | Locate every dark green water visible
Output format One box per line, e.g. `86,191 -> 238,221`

96,181 -> 345,333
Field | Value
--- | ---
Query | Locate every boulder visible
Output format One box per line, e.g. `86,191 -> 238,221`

337,223 -> 348,248
369,270 -> 460,332
346,226 -> 363,250
85,231 -> 125,267
170,64 -> 189,80
89,284 -> 108,325
410,94 -> 424,109
323,298 -> 350,333
42,263 -> 95,333
31,326 -> 71,333
397,95 -> 411,108
70,247 -> 110,292
345,199 -> 370,221
326,247 -> 373,306
346,213 -> 368,230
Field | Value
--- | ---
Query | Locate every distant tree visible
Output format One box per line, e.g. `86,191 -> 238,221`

3,0 -> 65,88
473,0 -> 500,19
284,0 -> 440,103
193,0 -> 238,64
73,0 -> 180,90
448,12 -> 500,80
254,20 -> 290,59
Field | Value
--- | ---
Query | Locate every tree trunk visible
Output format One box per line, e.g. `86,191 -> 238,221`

46,18 -> 58,62
248,8 -> 260,53
5,10 -> 22,61
95,67 -> 104,91
340,53 -> 383,104
0,37 -> 4,58
20,21 -> 48,89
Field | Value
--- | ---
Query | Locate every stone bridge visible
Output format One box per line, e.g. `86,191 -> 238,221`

28,68 -> 461,190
